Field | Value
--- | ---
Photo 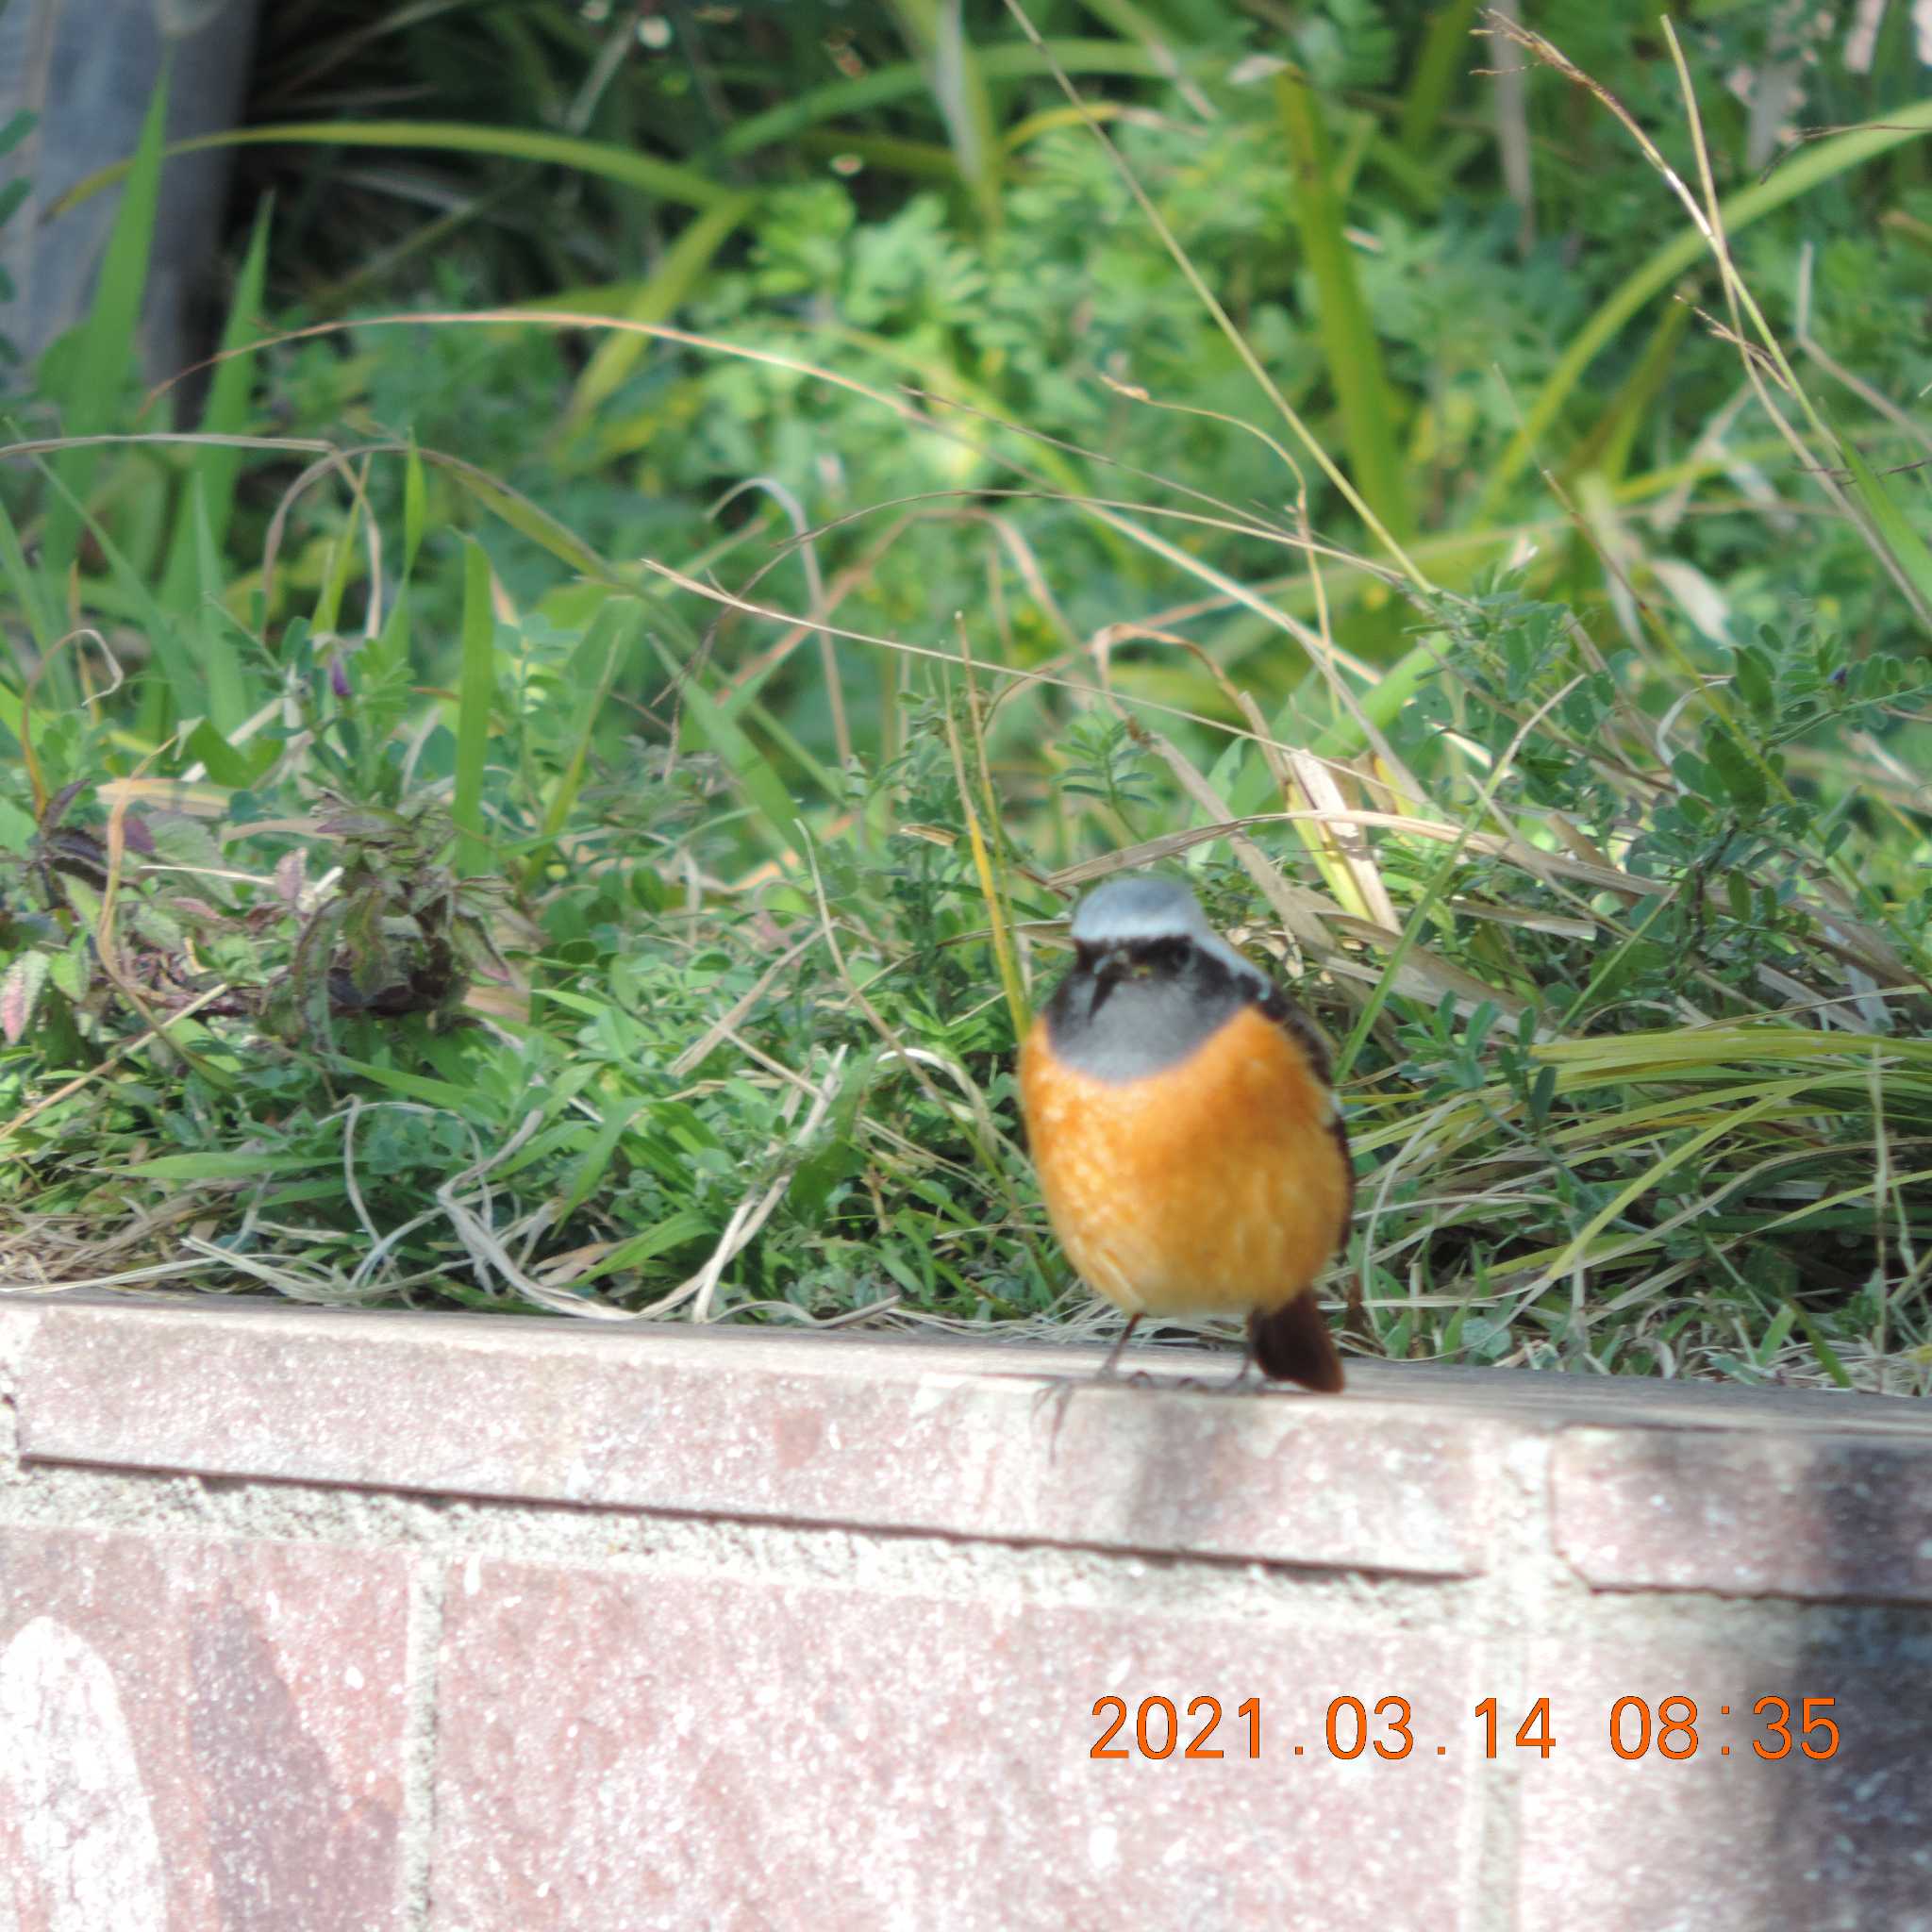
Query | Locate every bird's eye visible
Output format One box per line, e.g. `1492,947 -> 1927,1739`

1141,938 -> 1190,974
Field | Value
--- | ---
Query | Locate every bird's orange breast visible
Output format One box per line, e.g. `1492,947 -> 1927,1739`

1019,1003 -> 1350,1318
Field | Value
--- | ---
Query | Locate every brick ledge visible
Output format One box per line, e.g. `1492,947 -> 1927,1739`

8,1294 -> 1932,1596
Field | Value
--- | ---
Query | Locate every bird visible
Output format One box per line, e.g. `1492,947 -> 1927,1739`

1018,874 -> 1353,1393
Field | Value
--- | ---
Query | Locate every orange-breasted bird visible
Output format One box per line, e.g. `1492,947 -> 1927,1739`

1019,875 -> 1353,1392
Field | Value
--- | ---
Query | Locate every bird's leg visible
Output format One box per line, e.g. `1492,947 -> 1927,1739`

1098,1312 -> 1172,1390
1220,1353 -> 1260,1395
1095,1311 -> 1143,1379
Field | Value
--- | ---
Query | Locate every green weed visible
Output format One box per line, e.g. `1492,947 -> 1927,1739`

2,3 -> 1929,1392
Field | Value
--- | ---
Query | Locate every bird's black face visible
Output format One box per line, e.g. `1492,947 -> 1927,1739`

1047,927 -> 1257,1084
1075,932 -> 1194,998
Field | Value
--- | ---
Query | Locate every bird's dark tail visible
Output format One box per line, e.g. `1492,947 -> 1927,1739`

1247,1295 -> 1345,1393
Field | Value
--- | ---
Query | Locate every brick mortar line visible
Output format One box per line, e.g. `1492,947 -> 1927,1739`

0,1455 -> 1483,1629
398,1552 -> 446,1932
5,1452 -> 1901,1631
1542,1584 -> 1932,1643
0,1307 -> 36,1476
1465,1428 -> 1569,1932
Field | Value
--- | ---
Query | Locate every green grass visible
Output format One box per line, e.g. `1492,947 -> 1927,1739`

2,3 -> 1930,1394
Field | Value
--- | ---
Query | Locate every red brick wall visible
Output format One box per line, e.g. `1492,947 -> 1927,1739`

2,1300 -> 1928,1929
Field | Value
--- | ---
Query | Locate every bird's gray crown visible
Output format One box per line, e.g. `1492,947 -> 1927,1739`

1069,875 -> 1210,946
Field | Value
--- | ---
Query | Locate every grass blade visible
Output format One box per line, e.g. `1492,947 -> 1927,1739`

1398,0 -> 1483,154
563,192 -> 757,430
1478,98 -> 1932,517
52,119 -> 738,220
645,633 -> 805,857
452,539 -> 496,876
158,194 -> 274,625
1274,67 -> 1414,544
41,70 -> 169,594
0,491 -> 54,683
32,456 -> 204,717
710,39 -> 1173,163
886,0 -> 1004,225
1831,417 -> 1932,632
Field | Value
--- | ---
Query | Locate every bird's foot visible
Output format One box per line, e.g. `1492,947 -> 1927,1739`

1160,1357 -> 1260,1396
1029,1354 -> 1168,1457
